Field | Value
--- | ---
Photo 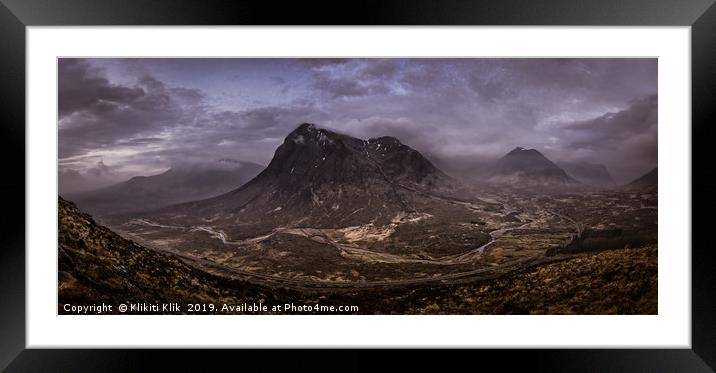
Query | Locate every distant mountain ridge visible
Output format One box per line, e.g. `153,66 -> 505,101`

65,160 -> 264,216
487,147 -> 578,188
559,161 -> 616,188
624,167 -> 657,190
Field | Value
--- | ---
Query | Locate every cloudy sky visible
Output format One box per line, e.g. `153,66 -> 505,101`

58,58 -> 657,192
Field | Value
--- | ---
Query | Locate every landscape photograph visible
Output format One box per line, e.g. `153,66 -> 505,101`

58,58 -> 658,315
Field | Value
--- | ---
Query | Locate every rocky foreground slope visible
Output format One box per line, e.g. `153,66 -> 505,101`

58,196 -> 281,311
395,245 -> 657,314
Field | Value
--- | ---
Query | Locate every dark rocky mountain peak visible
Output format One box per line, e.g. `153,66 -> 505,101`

488,147 -> 578,188
496,147 -> 562,173
506,146 -> 530,155
145,123 -> 455,229
255,123 -> 448,188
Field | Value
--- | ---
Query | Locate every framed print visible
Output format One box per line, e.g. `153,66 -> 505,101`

1,0 -> 715,371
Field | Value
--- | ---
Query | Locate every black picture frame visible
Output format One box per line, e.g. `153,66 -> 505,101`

1,0 -> 714,371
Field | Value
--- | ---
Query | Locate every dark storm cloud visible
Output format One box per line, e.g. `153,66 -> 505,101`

291,58 -> 351,68
270,76 -> 286,85
566,95 -> 657,150
58,58 -> 657,190
116,137 -> 165,146
313,75 -> 391,99
314,59 -> 656,183
310,61 -> 395,99
468,76 -> 514,103
561,95 -> 657,182
361,59 -> 400,79
58,60 -> 207,158
191,104 -> 323,144
94,101 -> 328,173
59,59 -> 145,117
465,59 -> 658,105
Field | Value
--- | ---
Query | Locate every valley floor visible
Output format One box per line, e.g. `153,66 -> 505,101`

59,195 -> 657,315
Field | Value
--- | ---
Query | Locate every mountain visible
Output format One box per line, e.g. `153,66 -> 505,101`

144,123 -> 457,230
59,168 -> 116,194
624,167 -> 657,190
64,160 -> 264,216
487,147 -> 578,188
559,162 -> 616,188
